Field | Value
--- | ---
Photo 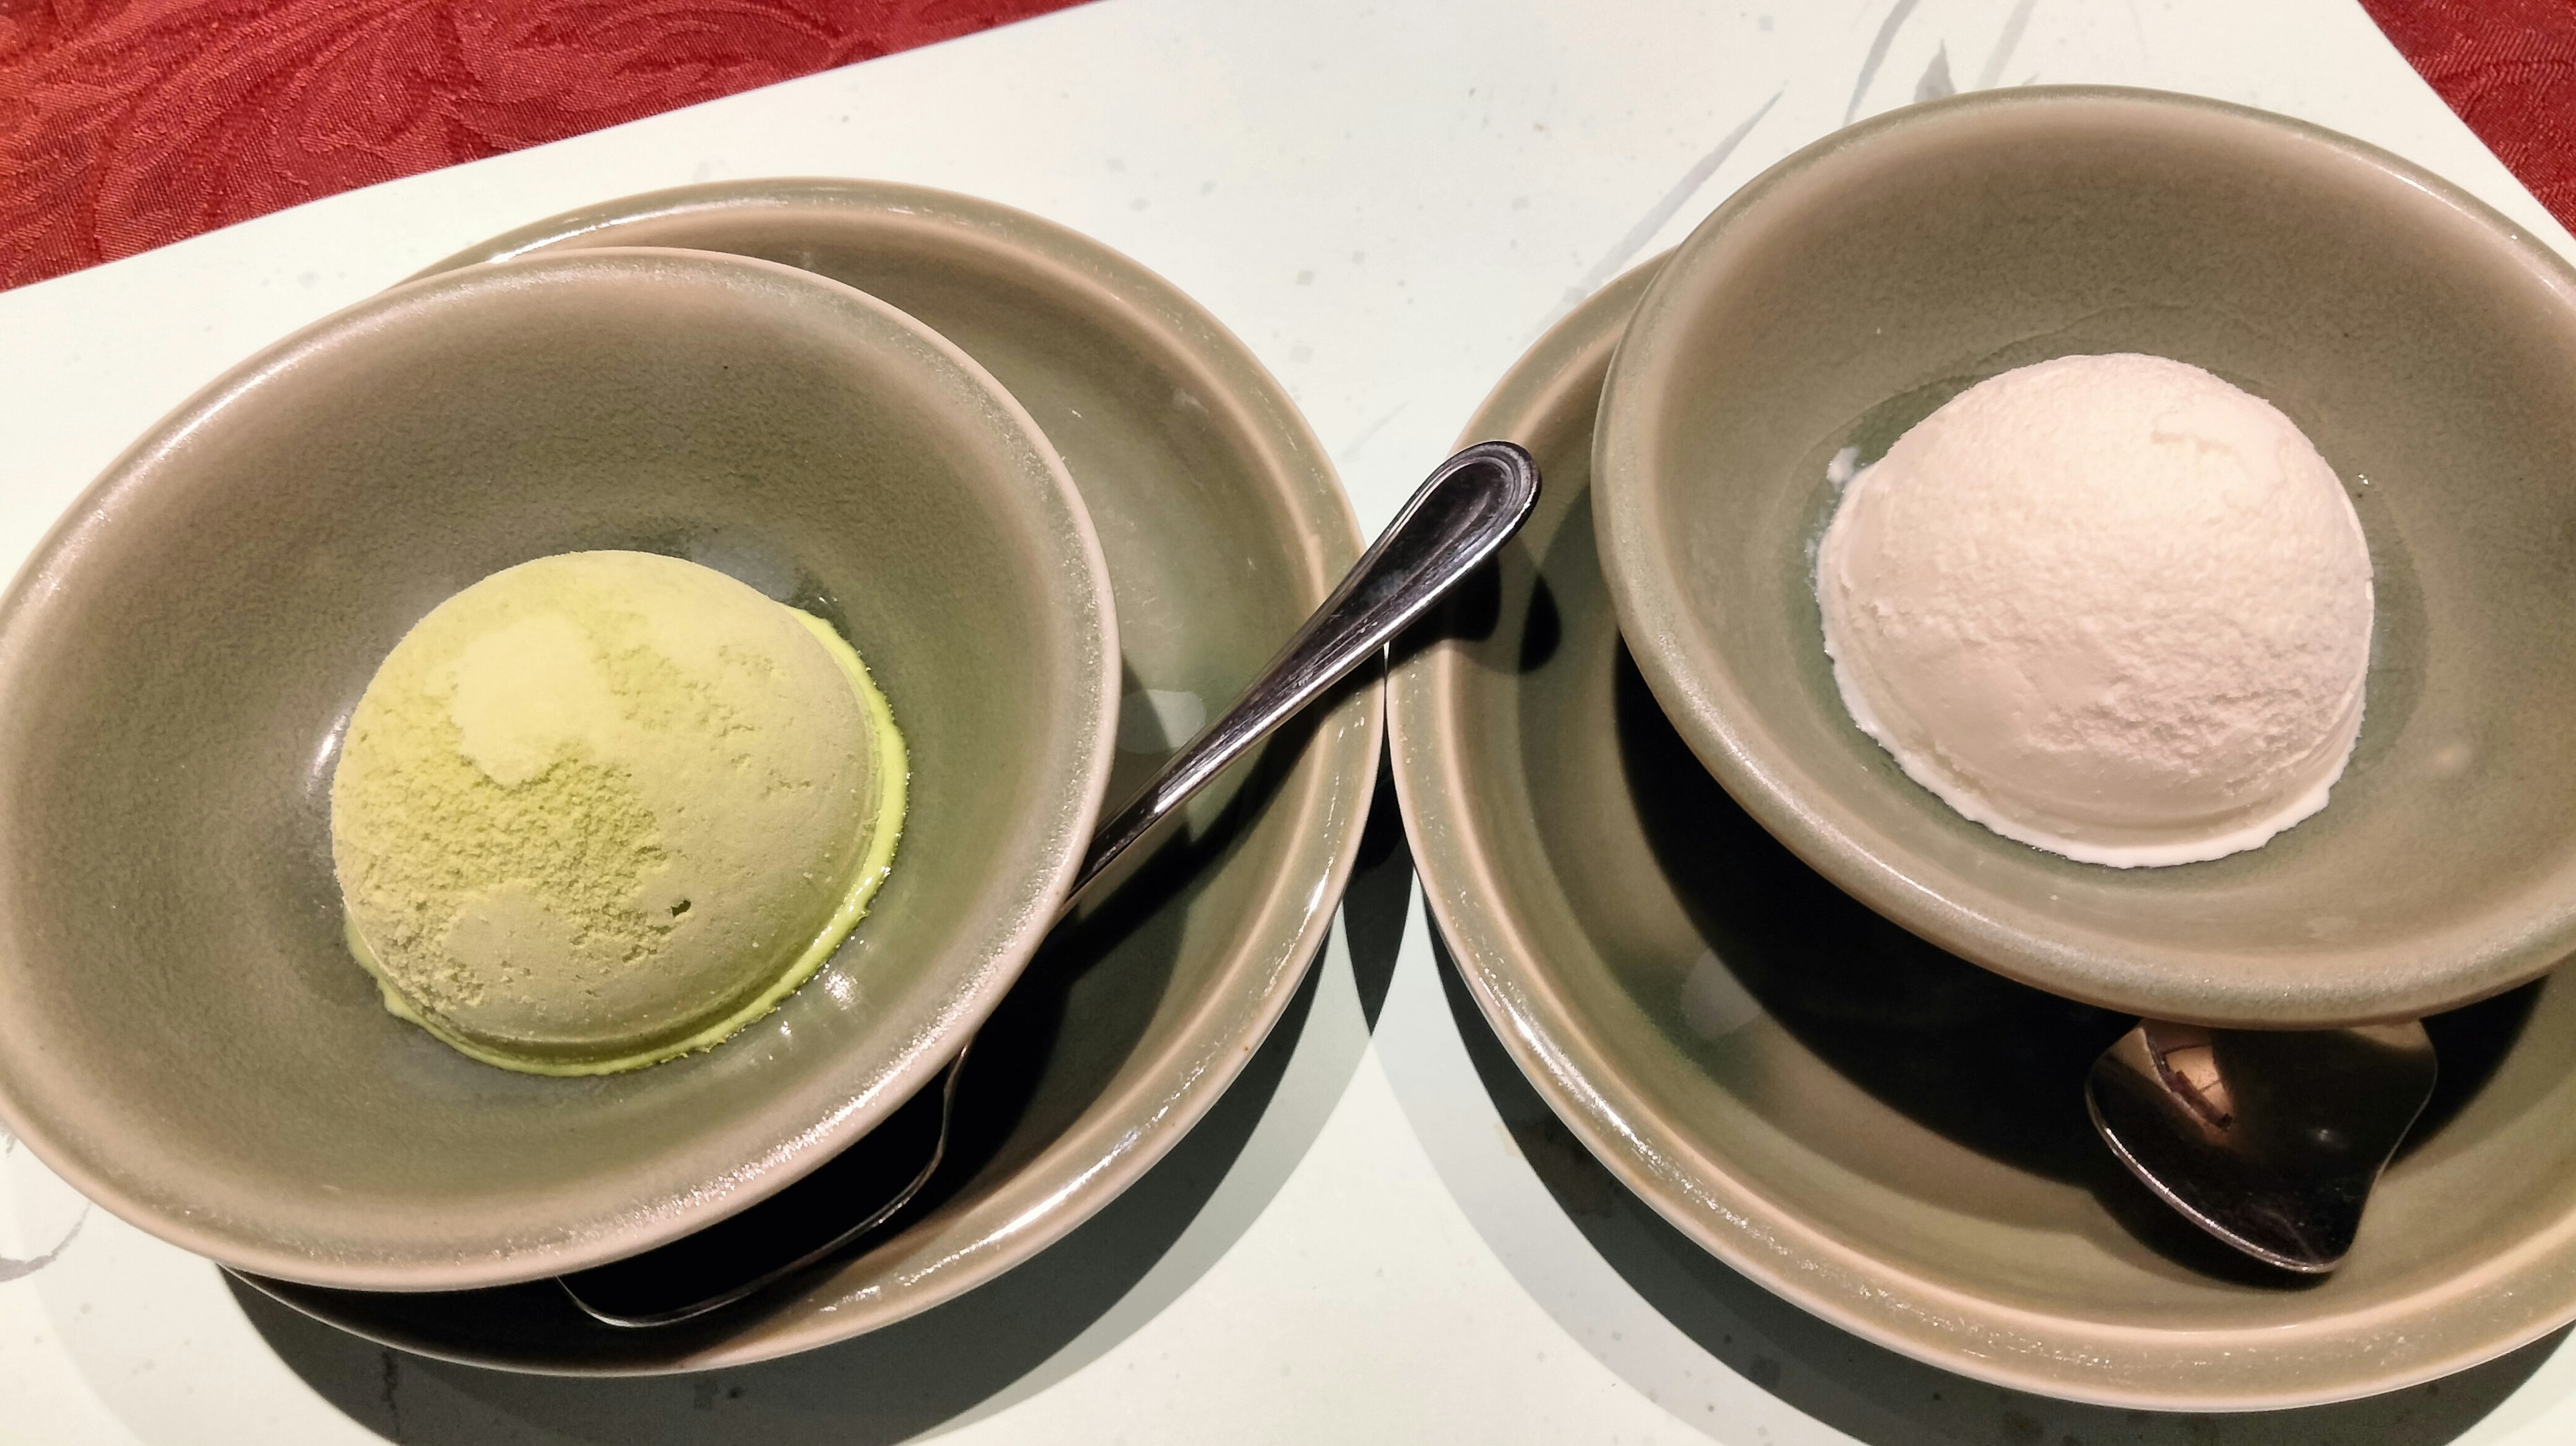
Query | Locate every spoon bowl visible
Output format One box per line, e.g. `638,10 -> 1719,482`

2088,1019 -> 2439,1273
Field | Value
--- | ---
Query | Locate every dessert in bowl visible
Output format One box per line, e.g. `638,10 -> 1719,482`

0,247 -> 1117,1290
1595,87 -> 2576,1028
329,547 -> 914,1077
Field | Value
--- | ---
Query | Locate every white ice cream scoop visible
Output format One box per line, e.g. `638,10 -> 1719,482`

1815,353 -> 2374,867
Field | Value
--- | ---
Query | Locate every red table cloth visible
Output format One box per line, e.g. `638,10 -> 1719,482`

2361,0 -> 2576,229
0,0 -> 2570,292
0,0 -> 1083,290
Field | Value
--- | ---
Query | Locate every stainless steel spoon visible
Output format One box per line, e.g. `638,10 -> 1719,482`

2086,1017 -> 2437,1274
559,439 -> 1542,1327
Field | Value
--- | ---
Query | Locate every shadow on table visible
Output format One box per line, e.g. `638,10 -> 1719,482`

229,767 -> 1418,1445
1429,930 -> 2567,1445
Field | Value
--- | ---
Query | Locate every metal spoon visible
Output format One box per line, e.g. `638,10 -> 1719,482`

559,439 -> 1542,1327
2086,1017 -> 2437,1273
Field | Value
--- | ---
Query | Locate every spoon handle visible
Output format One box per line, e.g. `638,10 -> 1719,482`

1072,440 -> 1540,895
557,441 -> 1538,1329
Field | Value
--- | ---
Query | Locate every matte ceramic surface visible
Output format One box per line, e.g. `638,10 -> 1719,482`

247,179 -> 1380,1370
1593,88 -> 2576,1027
0,249 -> 1119,1292
1391,259 -> 2576,1410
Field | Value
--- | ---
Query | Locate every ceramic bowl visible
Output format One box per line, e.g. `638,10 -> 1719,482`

1595,87 -> 2576,1027
246,178 -> 1380,1368
1394,257 -> 2576,1410
0,247 -> 1118,1290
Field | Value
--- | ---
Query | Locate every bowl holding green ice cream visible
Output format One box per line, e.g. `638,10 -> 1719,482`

0,248 -> 1116,1290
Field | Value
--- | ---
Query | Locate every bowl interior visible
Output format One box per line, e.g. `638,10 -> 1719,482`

1597,88 -> 2576,1025
0,248 -> 1114,1288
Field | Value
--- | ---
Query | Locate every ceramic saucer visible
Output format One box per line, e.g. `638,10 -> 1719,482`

1387,258 -> 2576,1410
250,179 -> 1381,1372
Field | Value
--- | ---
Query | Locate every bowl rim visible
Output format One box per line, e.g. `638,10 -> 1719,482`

1592,84 -> 2576,1028
0,245 -> 1122,1291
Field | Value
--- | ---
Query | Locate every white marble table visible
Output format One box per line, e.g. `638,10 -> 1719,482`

7,2 -> 2576,1440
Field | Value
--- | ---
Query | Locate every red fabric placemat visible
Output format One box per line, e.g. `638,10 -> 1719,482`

0,0 -> 1085,292
2363,0 -> 2576,231
2,2 -> 2571,294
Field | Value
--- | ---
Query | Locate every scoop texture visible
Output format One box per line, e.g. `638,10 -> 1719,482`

1814,353 -> 2373,868
331,550 -> 905,1073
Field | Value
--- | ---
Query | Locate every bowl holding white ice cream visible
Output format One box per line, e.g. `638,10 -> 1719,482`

1595,87 -> 2576,1027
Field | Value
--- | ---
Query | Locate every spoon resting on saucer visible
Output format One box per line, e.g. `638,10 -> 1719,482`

558,439 -> 1542,1327
2086,1017 -> 2437,1274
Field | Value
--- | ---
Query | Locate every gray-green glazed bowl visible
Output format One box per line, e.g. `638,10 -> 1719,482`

0,247 -> 1118,1291
1596,87 -> 2576,1028
1395,256 -> 2576,1412
242,180 -> 1380,1372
